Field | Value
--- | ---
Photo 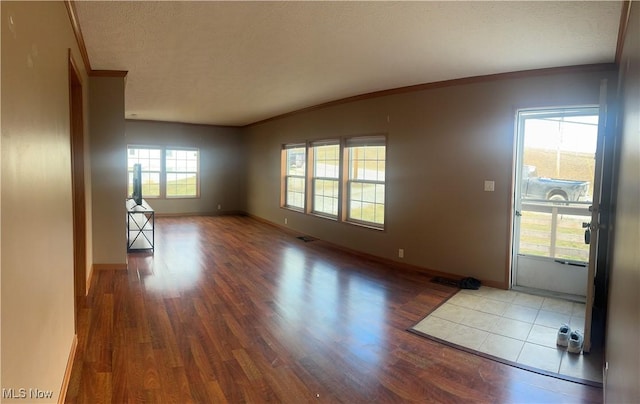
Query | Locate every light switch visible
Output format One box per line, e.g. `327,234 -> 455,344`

484,180 -> 495,192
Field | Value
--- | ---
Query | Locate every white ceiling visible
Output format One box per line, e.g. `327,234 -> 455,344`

75,1 -> 622,127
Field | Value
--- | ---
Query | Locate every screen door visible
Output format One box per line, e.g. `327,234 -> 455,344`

512,107 -> 599,297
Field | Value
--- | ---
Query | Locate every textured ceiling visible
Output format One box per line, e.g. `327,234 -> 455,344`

75,1 -> 622,127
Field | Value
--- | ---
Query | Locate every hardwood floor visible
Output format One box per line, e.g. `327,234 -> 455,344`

66,215 -> 603,403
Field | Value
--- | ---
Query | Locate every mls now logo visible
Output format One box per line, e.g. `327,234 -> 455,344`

2,388 -> 53,399
2,388 -> 26,399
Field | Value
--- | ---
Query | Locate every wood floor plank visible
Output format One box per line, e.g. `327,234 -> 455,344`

65,215 -> 603,403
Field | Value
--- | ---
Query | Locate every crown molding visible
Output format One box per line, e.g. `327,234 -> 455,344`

247,63 -> 617,127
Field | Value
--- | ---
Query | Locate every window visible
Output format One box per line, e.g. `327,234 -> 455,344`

281,136 -> 386,229
166,149 -> 199,197
283,145 -> 306,210
127,146 -> 200,199
311,141 -> 340,217
128,147 -> 161,197
346,136 -> 386,227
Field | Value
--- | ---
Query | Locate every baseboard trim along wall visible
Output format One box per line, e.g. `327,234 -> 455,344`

247,213 -> 508,290
154,210 -> 246,218
58,334 -> 78,404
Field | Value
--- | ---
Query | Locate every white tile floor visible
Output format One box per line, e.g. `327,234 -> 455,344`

413,286 -> 603,383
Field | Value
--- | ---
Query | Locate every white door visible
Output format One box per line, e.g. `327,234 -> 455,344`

512,107 -> 600,297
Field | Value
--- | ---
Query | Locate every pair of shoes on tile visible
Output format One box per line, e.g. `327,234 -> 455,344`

556,324 -> 583,353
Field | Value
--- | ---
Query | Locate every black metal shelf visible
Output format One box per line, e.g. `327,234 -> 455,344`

126,199 -> 154,252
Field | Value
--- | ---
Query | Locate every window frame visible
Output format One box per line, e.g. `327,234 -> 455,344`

280,135 -> 386,230
282,144 -> 307,211
344,136 -> 386,229
127,145 -> 201,200
165,147 -> 200,199
127,146 -> 162,199
310,140 -> 341,219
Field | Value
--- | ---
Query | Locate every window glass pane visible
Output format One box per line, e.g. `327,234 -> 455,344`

311,143 -> 339,217
313,144 -> 339,179
374,204 -> 385,224
142,172 -> 160,197
166,148 -> 199,197
127,146 -> 162,198
166,173 -> 198,197
361,183 -> 375,203
375,184 -> 385,204
284,145 -> 306,209
286,176 -> 305,209
347,140 -> 386,227
350,200 -> 362,220
313,178 -> 338,216
150,159 -> 161,171
286,147 -> 306,176
127,172 -> 133,195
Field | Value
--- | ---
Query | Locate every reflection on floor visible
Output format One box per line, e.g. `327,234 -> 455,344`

413,287 -> 603,384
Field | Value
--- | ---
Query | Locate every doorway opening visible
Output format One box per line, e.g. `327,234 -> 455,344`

512,107 -> 599,299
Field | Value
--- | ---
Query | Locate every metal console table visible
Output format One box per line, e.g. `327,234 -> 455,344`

126,198 -> 154,252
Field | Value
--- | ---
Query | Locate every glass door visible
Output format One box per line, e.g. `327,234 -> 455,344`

512,107 -> 599,297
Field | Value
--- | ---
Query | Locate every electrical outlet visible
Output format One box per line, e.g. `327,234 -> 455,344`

284,218 -> 288,225
217,204 -> 221,210
398,248 -> 404,258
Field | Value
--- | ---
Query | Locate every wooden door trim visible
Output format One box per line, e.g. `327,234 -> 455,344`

69,50 -> 86,334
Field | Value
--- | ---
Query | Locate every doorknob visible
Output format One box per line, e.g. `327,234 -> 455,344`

583,222 -> 591,245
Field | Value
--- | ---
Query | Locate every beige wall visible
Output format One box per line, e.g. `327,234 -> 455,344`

125,120 -> 246,215
245,69 -> 615,285
1,1 -> 634,401
605,2 -> 640,401
89,76 -> 127,265
0,1 -> 89,401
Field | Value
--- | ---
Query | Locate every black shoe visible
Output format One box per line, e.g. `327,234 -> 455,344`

458,277 -> 481,290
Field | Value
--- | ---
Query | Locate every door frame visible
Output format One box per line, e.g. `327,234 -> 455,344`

511,106 -> 599,298
69,51 -> 86,333
509,86 -> 615,354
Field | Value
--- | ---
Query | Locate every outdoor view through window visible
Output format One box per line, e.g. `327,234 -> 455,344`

128,146 -> 199,199
283,136 -> 387,228
517,111 -> 598,263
